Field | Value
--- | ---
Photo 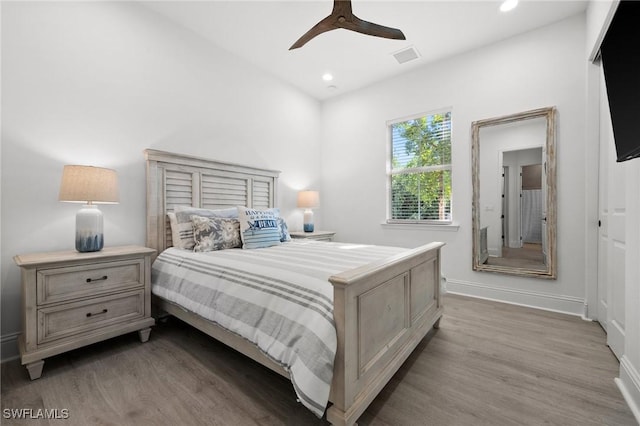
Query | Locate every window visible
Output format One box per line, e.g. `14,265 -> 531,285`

388,110 -> 452,223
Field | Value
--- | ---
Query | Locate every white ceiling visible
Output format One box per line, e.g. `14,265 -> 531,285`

144,1 -> 588,100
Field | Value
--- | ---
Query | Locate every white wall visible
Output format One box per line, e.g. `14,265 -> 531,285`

321,14 -> 588,315
0,2 -> 322,360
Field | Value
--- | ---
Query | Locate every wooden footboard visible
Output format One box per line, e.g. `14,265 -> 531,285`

327,241 -> 444,426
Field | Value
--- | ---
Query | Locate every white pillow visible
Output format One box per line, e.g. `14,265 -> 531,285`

167,212 -> 180,249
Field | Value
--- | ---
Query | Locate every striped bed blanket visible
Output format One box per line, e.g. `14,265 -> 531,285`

151,240 -> 405,417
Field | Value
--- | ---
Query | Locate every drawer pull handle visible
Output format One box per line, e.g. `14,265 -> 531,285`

86,309 -> 108,318
86,275 -> 108,283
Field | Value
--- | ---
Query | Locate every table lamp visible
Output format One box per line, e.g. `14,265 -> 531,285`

297,190 -> 319,232
59,165 -> 119,252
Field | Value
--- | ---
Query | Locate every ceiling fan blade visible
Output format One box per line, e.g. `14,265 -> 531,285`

331,0 -> 353,19
289,0 -> 405,49
289,15 -> 337,50
340,15 -> 406,41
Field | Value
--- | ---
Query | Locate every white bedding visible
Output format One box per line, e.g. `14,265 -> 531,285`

151,240 -> 405,417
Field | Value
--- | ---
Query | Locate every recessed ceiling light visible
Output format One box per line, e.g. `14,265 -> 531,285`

500,0 -> 518,12
322,73 -> 334,82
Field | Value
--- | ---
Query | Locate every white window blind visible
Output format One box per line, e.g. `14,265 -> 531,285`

389,110 -> 452,223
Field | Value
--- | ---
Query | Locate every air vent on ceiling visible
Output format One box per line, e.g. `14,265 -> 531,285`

392,46 -> 420,64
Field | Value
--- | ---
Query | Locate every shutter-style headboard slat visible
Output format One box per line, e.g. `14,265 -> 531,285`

201,174 -> 249,209
145,149 -> 280,255
165,170 -> 195,209
252,179 -> 272,210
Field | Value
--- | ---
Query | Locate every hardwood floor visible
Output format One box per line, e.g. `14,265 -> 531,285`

485,243 -> 546,270
1,294 -> 636,425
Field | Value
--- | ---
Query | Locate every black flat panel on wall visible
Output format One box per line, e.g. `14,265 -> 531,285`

601,1 -> 640,162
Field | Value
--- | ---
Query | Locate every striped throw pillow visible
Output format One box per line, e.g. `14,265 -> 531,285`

237,207 -> 282,249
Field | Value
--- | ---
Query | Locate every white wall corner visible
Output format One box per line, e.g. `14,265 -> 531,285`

446,279 -> 586,317
581,302 -> 591,321
616,356 -> 640,424
586,0 -> 619,61
1,332 -> 20,363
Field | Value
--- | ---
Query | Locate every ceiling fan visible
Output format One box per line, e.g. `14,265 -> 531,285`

289,0 -> 406,50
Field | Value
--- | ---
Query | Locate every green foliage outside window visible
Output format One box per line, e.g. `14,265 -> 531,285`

390,112 -> 452,221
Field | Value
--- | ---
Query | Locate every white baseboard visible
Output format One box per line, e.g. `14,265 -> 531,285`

616,356 -> 640,424
446,279 -> 586,317
1,331 -> 20,363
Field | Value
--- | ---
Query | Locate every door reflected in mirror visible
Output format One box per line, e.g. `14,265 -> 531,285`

472,107 -> 556,279
487,148 -> 545,270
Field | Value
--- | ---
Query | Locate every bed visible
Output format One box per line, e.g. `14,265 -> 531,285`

145,149 -> 444,426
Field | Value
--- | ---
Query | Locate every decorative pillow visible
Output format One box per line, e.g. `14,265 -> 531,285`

171,206 -> 238,250
253,207 -> 290,242
277,217 -> 291,242
191,215 -> 242,252
167,212 -> 180,248
237,207 -> 282,249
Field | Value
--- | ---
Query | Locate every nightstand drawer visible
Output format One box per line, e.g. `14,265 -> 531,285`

37,259 -> 145,305
37,290 -> 145,345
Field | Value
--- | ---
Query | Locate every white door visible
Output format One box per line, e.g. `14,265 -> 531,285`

598,66 -> 626,359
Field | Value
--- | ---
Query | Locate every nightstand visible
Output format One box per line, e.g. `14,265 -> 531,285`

14,245 -> 156,380
290,230 -> 336,242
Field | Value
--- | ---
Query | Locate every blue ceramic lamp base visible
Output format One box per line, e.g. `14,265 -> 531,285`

303,208 -> 314,233
76,234 -> 104,253
76,204 -> 104,252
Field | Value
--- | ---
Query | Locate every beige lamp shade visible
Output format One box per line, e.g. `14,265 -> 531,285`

59,165 -> 119,204
296,190 -> 320,209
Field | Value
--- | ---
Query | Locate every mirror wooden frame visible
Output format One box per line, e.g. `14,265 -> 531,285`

471,106 -> 557,279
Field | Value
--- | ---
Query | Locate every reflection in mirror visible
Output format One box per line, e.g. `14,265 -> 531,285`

472,107 -> 556,279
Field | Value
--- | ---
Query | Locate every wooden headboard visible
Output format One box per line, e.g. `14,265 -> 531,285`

145,149 -> 280,254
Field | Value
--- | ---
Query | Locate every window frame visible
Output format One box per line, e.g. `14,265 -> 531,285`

386,108 -> 453,225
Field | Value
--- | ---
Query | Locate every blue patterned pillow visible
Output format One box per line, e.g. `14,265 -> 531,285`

278,217 -> 291,242
237,207 -> 282,249
191,216 -> 242,252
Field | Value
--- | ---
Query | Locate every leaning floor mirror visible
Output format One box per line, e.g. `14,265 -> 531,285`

472,106 -> 557,279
